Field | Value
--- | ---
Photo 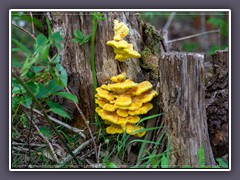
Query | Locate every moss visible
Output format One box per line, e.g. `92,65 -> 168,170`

140,47 -> 159,80
139,23 -> 162,81
142,23 -> 162,56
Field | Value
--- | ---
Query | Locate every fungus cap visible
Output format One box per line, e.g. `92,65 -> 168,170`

106,79 -> 138,93
116,109 -> 128,117
96,87 -> 115,101
138,90 -> 158,103
115,94 -> 132,107
124,123 -> 146,138
110,72 -> 126,83
113,20 -> 129,41
106,124 -> 124,134
131,81 -> 153,96
128,103 -> 153,116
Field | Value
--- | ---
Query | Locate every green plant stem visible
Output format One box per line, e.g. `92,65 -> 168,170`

91,18 -> 98,93
12,73 -> 81,167
91,15 -> 102,133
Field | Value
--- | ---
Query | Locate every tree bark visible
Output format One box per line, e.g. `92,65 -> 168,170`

49,12 -> 143,129
158,52 -> 216,167
205,50 -> 229,158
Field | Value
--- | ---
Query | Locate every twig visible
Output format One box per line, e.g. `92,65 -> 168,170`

23,108 -> 59,163
32,121 -> 60,163
12,23 -> 36,40
26,107 -> 33,167
12,146 -> 30,153
13,74 -> 81,166
12,141 -> 45,148
30,12 -> 35,34
65,87 -> 98,164
167,29 -> 220,43
58,138 -> 94,166
85,159 -> 97,168
29,107 -> 86,139
163,12 -> 176,31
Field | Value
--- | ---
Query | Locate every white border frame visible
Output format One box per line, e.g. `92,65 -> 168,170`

9,9 -> 231,171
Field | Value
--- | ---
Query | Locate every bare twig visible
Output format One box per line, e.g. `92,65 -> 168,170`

23,109 -> 60,163
65,87 -> 98,164
12,141 -> 45,148
163,12 -> 176,31
26,107 -> 33,167
30,107 -> 86,139
12,146 -> 30,153
30,12 -> 35,34
167,29 -> 220,43
12,23 -> 36,40
32,121 -> 60,163
59,138 -> 94,166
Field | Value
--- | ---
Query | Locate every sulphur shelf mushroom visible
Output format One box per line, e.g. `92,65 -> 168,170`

95,72 -> 158,137
106,20 -> 141,62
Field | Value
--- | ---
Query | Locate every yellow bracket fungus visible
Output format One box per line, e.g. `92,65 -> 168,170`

95,72 -> 158,137
106,20 -> 141,62
113,20 -> 129,41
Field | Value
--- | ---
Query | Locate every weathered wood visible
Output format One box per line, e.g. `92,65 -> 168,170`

205,50 -> 229,158
49,12 -> 143,129
158,52 -> 216,167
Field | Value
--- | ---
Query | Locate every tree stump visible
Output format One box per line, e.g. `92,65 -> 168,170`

205,50 -> 229,158
158,52 -> 216,167
49,12 -> 144,129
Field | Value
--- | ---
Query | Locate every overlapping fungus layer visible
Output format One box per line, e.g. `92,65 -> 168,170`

95,72 -> 158,137
106,20 -> 141,62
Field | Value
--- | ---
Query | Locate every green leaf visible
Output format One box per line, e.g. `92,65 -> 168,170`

138,113 -> 163,124
72,38 -> 81,43
46,100 -> 62,108
26,71 -> 35,79
34,34 -> 48,51
106,162 -> 118,168
26,82 -> 39,95
39,126 -> 52,139
80,35 -> 91,45
49,107 -> 71,119
36,83 -> 48,98
16,13 -> 44,29
53,92 -> 78,103
12,48 -> 22,52
161,155 -> 169,168
73,29 -> 83,39
216,158 -> 228,168
12,86 -> 26,94
22,94 -> 33,108
12,38 -> 31,56
46,100 -> 71,119
31,66 -> 43,73
47,79 -> 64,94
12,96 -> 23,110
20,57 -> 31,77
12,58 -> 23,67
56,64 -> 68,87
40,43 -> 51,62
52,31 -> 63,42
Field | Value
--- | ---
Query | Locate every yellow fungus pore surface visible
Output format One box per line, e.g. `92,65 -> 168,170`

95,73 -> 158,137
